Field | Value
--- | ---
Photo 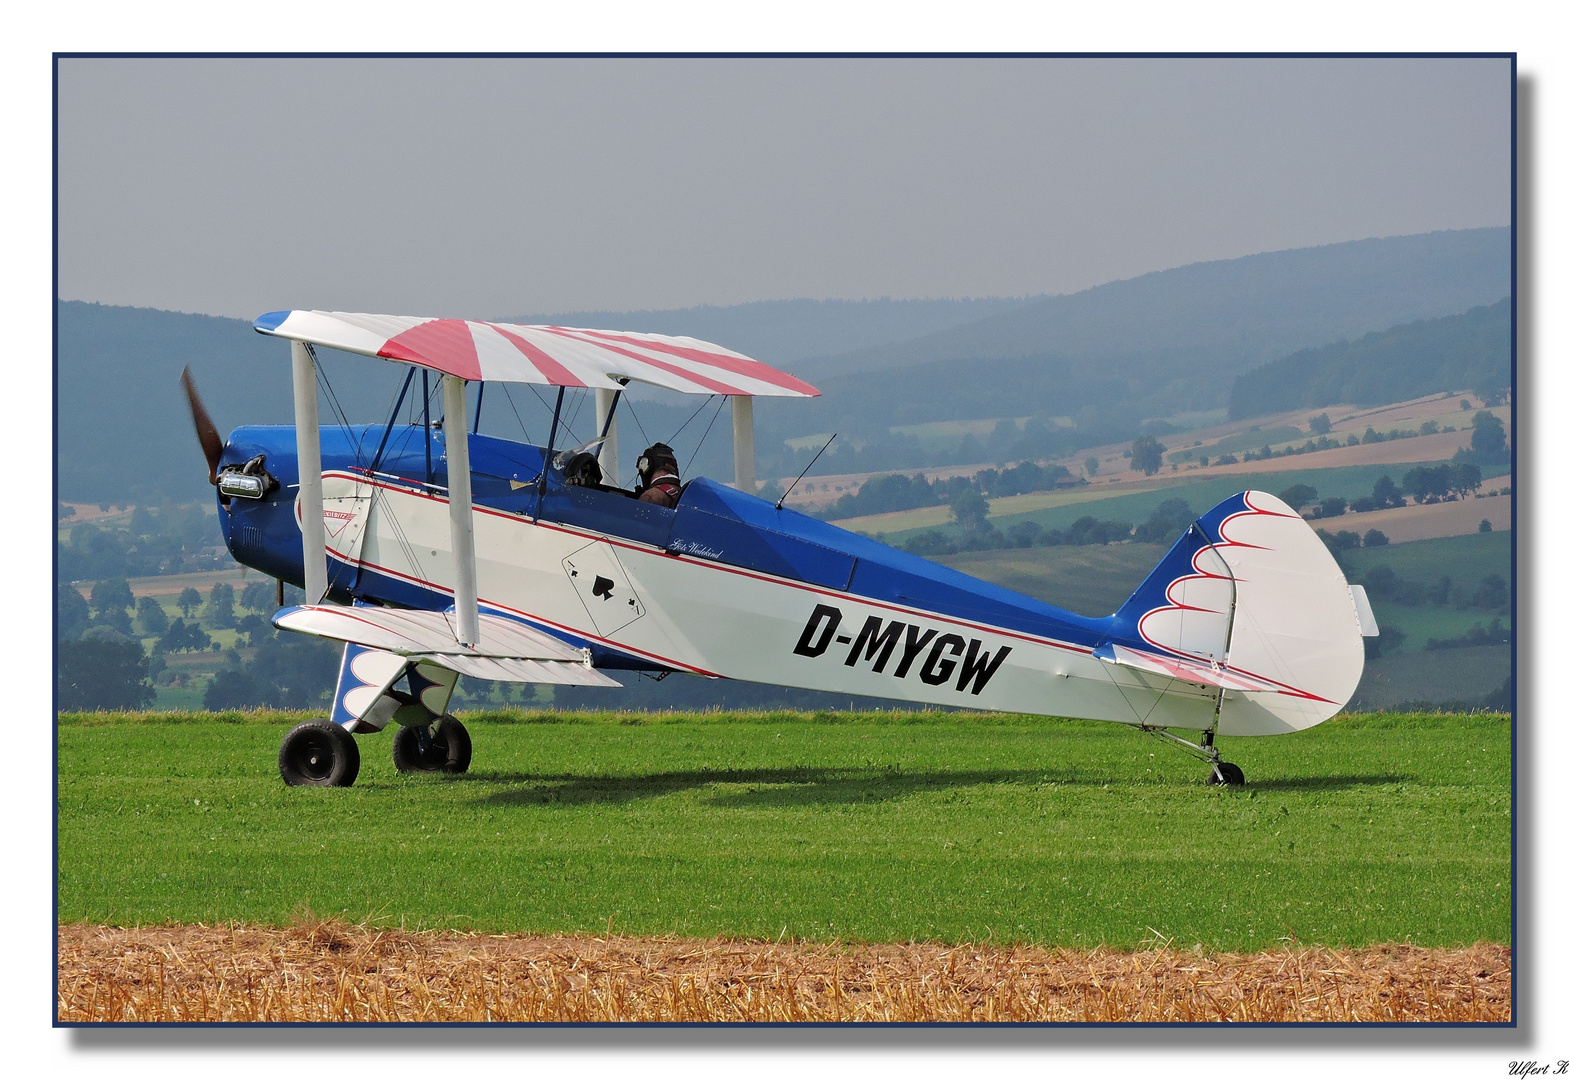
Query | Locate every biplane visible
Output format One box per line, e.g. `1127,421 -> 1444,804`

181,310 -> 1377,788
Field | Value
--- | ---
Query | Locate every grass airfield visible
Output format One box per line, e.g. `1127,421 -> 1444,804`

58,709 -> 1510,952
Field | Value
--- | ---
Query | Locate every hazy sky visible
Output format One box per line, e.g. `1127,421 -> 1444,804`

57,56 -> 1511,320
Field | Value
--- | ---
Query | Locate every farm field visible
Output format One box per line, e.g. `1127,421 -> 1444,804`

58,710 -> 1510,951
777,391 -> 1508,514
1328,493 -> 1511,544
70,567 -> 256,600
937,532 -> 1510,642
857,462 -> 1508,542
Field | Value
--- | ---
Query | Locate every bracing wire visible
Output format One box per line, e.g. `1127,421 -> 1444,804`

499,384 -> 532,444
563,387 -> 589,443
622,394 -> 652,445
667,394 -> 716,444
310,349 -> 367,470
687,395 -> 726,472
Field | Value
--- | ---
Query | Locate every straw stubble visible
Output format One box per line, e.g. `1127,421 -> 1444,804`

58,921 -> 1509,1023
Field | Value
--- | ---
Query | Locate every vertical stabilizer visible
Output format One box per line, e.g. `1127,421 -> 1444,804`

1110,491 -> 1365,735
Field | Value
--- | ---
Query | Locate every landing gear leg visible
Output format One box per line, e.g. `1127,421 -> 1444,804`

1139,724 -> 1245,787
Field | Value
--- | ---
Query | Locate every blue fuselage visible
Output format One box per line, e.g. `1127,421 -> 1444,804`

219,423 -> 1120,675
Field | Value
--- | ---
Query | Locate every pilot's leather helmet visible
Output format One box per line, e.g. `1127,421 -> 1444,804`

637,442 -> 678,484
564,451 -> 603,488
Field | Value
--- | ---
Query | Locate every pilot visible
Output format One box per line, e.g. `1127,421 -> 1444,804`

635,443 -> 683,507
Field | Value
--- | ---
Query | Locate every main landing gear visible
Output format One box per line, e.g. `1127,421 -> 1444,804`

278,716 -> 472,787
392,716 -> 473,774
279,720 -> 361,787
1139,724 -> 1245,787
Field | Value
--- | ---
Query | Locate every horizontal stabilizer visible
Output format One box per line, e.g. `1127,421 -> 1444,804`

1350,584 -> 1380,637
1093,643 -> 1283,694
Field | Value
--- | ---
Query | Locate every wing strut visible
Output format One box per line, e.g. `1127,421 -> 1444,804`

595,386 -> 622,487
441,374 -> 481,647
731,394 -> 756,493
291,341 -> 329,604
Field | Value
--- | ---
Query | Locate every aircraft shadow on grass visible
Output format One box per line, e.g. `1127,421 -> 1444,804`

463,765 -> 1101,808
451,767 -> 1417,808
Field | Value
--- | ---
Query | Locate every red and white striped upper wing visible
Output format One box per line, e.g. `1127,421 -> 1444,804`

253,310 -> 819,398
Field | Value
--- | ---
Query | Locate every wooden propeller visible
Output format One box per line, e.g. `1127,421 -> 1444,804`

180,366 -> 223,485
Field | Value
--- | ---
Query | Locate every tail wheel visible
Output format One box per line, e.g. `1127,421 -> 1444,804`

279,720 -> 361,787
392,717 -> 472,775
1208,761 -> 1246,787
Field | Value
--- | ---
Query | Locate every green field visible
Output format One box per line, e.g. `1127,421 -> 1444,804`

1340,530 -> 1511,587
57,710 -> 1510,950
1343,532 -> 1511,671
1350,647 -> 1511,711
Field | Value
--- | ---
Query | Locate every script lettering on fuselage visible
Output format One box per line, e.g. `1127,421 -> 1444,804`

791,604 -> 1011,696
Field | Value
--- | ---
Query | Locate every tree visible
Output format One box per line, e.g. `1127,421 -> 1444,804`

1308,413 -> 1331,436
1371,475 -> 1404,509
178,586 -> 202,618
57,639 -> 156,710
1363,529 -> 1389,547
159,618 -> 212,654
1083,456 -> 1099,478
1277,484 -> 1318,512
89,577 -> 134,620
1129,436 -> 1166,477
136,595 -> 170,635
949,488 -> 991,531
57,584 -> 91,640
1317,496 -> 1347,519
1402,465 -> 1452,504
205,581 -> 237,629
1134,498 -> 1195,545
240,580 -> 275,612
205,629 -> 340,708
1470,410 -> 1508,459
1452,462 -> 1483,497
1479,519 -> 1493,533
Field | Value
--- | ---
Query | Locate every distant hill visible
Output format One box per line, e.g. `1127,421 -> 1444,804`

504,296 -> 1038,366
56,227 -> 1511,503
56,302 -> 410,505
791,229 -> 1511,415
1228,299 -> 1512,420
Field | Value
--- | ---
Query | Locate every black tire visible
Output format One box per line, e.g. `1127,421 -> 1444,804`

441,718 -> 473,774
278,720 -> 360,787
392,717 -> 472,774
1208,761 -> 1246,787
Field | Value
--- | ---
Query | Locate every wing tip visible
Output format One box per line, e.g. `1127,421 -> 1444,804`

254,310 -> 293,334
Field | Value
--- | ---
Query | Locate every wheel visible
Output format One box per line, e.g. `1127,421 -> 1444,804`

1208,761 -> 1246,787
392,717 -> 472,774
278,720 -> 360,787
